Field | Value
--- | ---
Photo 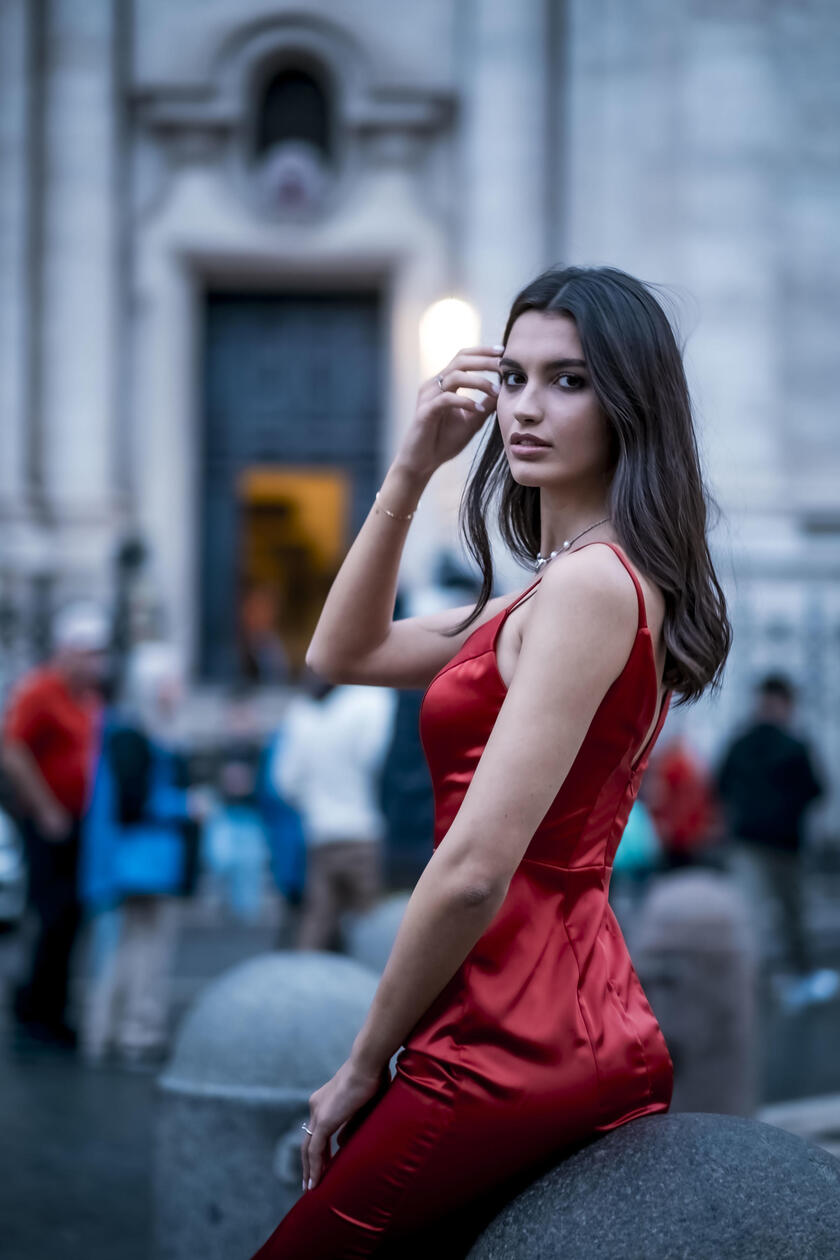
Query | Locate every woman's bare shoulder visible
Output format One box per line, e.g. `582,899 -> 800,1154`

533,541 -> 667,671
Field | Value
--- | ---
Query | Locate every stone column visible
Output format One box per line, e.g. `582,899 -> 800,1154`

775,0 -> 840,512
678,9 -> 785,510
563,0 -> 785,510
39,0 -> 118,523
458,0 -> 551,341
0,0 -> 30,518
442,0 -> 550,578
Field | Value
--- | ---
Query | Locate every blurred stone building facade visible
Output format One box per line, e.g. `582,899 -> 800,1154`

1,1 -> 839,831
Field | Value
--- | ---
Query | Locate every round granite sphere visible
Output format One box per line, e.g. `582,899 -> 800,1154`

343,891 -> 411,973
468,1113 -> 840,1260
154,951 -> 380,1260
159,949 -> 380,1098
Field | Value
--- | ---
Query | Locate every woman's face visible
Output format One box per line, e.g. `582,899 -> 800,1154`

496,310 -> 615,489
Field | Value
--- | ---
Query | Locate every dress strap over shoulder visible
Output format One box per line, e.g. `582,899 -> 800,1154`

505,575 -> 543,617
571,541 -> 648,630
506,541 -> 649,630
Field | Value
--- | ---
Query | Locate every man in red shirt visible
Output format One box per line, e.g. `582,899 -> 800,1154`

2,603 -> 109,1048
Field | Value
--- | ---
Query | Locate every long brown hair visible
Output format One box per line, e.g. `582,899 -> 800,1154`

445,264 -> 732,706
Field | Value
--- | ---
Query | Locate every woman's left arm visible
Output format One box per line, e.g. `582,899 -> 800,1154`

303,547 -> 641,1190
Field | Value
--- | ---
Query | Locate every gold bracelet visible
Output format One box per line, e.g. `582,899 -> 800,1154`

374,490 -> 416,521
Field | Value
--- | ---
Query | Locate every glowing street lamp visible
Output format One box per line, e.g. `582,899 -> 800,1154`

419,297 -> 481,380
418,298 -> 489,521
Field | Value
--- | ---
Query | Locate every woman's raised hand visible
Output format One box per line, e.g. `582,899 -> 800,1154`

394,346 -> 503,479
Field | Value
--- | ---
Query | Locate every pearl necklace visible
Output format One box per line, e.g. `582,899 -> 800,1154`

534,517 -> 612,571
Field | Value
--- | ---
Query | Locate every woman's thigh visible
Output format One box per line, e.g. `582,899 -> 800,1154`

247,1055 -> 560,1260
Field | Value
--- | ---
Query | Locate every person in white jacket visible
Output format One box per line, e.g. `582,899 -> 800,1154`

271,670 -> 397,950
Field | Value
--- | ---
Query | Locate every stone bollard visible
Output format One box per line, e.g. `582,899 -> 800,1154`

468,1112 -> 840,1259
152,950 -> 379,1260
343,891 -> 411,973
629,868 -> 759,1115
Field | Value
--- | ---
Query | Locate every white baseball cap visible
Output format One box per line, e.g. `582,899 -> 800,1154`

52,601 -> 111,652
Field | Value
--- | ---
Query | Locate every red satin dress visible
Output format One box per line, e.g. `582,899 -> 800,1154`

250,540 -> 674,1260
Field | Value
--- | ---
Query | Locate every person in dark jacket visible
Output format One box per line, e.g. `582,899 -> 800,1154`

715,672 -> 833,1007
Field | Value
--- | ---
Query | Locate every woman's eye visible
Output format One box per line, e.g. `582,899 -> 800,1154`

500,370 -> 585,389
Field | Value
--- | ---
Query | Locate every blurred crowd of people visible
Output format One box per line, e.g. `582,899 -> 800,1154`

0,599 -> 406,1067
614,672 -> 834,1012
0,594 -> 834,1069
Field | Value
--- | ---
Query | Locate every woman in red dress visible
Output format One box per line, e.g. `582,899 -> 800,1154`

249,264 -> 732,1258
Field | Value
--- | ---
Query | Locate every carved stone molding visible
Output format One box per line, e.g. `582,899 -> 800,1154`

132,15 -> 456,190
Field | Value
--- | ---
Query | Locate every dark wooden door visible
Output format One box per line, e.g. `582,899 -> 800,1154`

200,291 -> 383,680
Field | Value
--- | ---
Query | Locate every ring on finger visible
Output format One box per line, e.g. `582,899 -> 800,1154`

301,1122 -> 313,1135
436,374 -> 446,392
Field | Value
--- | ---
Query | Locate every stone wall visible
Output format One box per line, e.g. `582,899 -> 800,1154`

0,0 -> 838,833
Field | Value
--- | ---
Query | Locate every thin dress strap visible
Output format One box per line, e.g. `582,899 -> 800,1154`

571,541 -> 648,628
504,540 -> 667,770
504,575 -> 543,617
504,540 -> 648,627
572,541 -> 669,768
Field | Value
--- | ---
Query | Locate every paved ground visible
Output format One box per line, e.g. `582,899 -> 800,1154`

1,872 -> 839,1260
0,898 -> 284,1260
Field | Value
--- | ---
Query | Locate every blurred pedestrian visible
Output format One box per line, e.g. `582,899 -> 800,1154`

1,602 -> 109,1049
239,585 -> 291,684
644,733 -> 724,870
79,641 -> 208,1066
256,724 -> 307,931
379,585 -> 456,889
715,671 -> 834,1008
203,684 -> 269,922
612,797 -> 663,878
609,797 -> 664,938
271,668 -> 396,951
